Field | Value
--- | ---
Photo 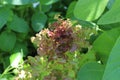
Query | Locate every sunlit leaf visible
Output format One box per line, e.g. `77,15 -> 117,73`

66,1 -> 77,18
98,0 -> 120,24
74,0 -> 109,21
10,51 -> 23,68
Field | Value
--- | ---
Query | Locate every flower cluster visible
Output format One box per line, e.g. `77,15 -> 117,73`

31,19 -> 92,59
17,19 -> 97,80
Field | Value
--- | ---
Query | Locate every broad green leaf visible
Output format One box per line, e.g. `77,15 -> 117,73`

10,51 -> 23,68
31,12 -> 47,32
0,31 -> 16,52
39,0 -> 59,5
2,0 -> 37,5
77,62 -> 105,80
8,15 -> 29,33
98,0 -> 120,24
93,28 -> 120,63
66,1 -> 77,18
102,35 -> 120,80
0,8 -> 13,30
74,0 -> 109,21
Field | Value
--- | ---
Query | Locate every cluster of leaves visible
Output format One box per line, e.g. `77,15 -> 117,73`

68,0 -> 120,80
0,0 -> 74,79
18,0 -> 120,80
16,19 -> 96,80
1,0 -> 120,80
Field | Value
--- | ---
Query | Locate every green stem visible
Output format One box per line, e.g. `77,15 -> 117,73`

0,66 -> 13,78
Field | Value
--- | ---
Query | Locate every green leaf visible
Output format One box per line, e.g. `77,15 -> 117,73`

74,0 -> 109,21
39,0 -> 59,5
93,28 -> 120,63
8,15 -> 29,33
107,0 -> 115,9
77,62 -> 105,80
0,8 -> 13,30
11,41 -> 28,57
41,5 -> 51,12
66,1 -> 77,18
3,0 -> 37,5
98,0 -> 120,24
102,34 -> 120,80
31,12 -> 47,32
10,51 -> 23,68
0,31 -> 16,52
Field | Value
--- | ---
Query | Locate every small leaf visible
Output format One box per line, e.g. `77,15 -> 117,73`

10,51 -> 23,68
77,62 -> 105,80
31,12 -> 47,32
98,0 -> 120,24
0,31 -> 16,52
74,0 -> 109,21
3,0 -> 37,5
8,15 -> 29,33
0,7 -> 13,30
102,34 -> 120,80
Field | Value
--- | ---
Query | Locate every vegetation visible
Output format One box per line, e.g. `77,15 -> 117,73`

0,0 -> 120,80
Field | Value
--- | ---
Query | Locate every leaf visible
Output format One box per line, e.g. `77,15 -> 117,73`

0,7 -> 13,30
102,34 -> 120,80
31,12 -> 47,32
93,28 -> 120,63
8,15 -> 29,33
10,51 -> 23,68
11,41 -> 28,57
107,0 -> 115,9
39,0 -> 59,5
74,0 -> 109,21
3,0 -> 37,5
98,0 -> 120,24
77,62 -> 105,80
41,5 -> 52,12
66,1 -> 77,18
0,31 -> 16,52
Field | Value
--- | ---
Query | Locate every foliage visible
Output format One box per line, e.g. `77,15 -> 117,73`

0,0 -> 120,80
16,19 -> 96,80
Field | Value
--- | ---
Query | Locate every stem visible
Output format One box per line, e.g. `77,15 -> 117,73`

0,66 -> 13,78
